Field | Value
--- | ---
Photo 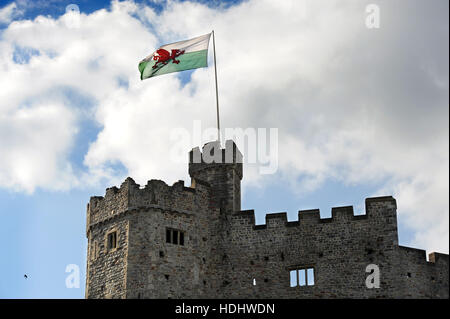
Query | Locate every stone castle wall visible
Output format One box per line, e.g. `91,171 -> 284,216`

220,197 -> 448,298
85,141 -> 449,299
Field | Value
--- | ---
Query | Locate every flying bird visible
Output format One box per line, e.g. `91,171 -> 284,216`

24,274 -> 28,279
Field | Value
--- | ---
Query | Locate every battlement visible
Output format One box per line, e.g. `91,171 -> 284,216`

188,140 -> 243,212
87,176 -> 212,229
189,140 -> 243,179
399,246 -> 450,265
429,252 -> 449,264
232,196 -> 397,230
85,141 -> 448,299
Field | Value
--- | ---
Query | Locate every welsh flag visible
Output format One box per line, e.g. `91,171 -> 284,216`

139,33 -> 212,80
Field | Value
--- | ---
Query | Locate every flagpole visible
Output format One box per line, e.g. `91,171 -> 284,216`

212,30 -> 221,145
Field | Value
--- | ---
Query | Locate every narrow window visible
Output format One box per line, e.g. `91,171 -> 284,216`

172,230 -> 178,245
107,231 -> 117,250
92,240 -> 99,260
166,229 -> 171,243
298,269 -> 306,286
307,268 -> 315,286
290,270 -> 297,287
179,232 -> 184,246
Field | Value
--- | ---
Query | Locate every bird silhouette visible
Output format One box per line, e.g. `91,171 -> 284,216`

24,274 -> 28,279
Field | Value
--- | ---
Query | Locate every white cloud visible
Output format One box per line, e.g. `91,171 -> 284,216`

0,0 -> 156,191
0,101 -> 77,193
0,0 -> 447,253
0,2 -> 19,24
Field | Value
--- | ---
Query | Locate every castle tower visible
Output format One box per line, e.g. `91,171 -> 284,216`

85,140 -> 449,299
85,140 -> 243,298
188,140 -> 243,213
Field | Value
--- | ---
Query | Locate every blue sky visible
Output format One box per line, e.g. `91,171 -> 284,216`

0,0 -> 448,298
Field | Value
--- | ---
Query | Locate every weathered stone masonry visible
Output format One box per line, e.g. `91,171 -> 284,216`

85,140 -> 449,298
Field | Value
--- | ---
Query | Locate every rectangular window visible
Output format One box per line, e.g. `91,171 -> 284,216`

179,232 -> 184,246
298,269 -> 306,286
91,240 -> 99,260
307,268 -> 315,286
290,267 -> 315,287
172,230 -> 178,245
107,231 -> 117,250
166,229 -> 171,243
166,228 -> 185,246
289,270 -> 297,287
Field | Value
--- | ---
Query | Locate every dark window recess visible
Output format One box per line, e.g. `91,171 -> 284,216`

159,251 -> 164,258
173,230 -> 178,244
164,274 -> 169,280
107,231 -> 117,250
166,228 -> 185,246
180,232 -> 184,246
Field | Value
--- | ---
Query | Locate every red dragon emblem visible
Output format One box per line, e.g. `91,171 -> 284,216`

152,48 -> 185,69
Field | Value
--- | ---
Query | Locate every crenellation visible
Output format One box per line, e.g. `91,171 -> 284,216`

189,140 -> 243,177
266,212 -> 288,220
88,176 -> 213,229
399,246 -> 450,268
85,141 -> 448,299
399,245 -> 427,260
331,206 -> 354,220
429,252 -> 449,264
298,209 -> 321,223
230,199 -> 400,231
105,186 -> 119,196
88,186 -> 128,225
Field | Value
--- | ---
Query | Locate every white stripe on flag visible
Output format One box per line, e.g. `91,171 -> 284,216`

159,33 -> 211,54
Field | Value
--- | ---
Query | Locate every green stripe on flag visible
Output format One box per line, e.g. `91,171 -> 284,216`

139,49 -> 208,80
